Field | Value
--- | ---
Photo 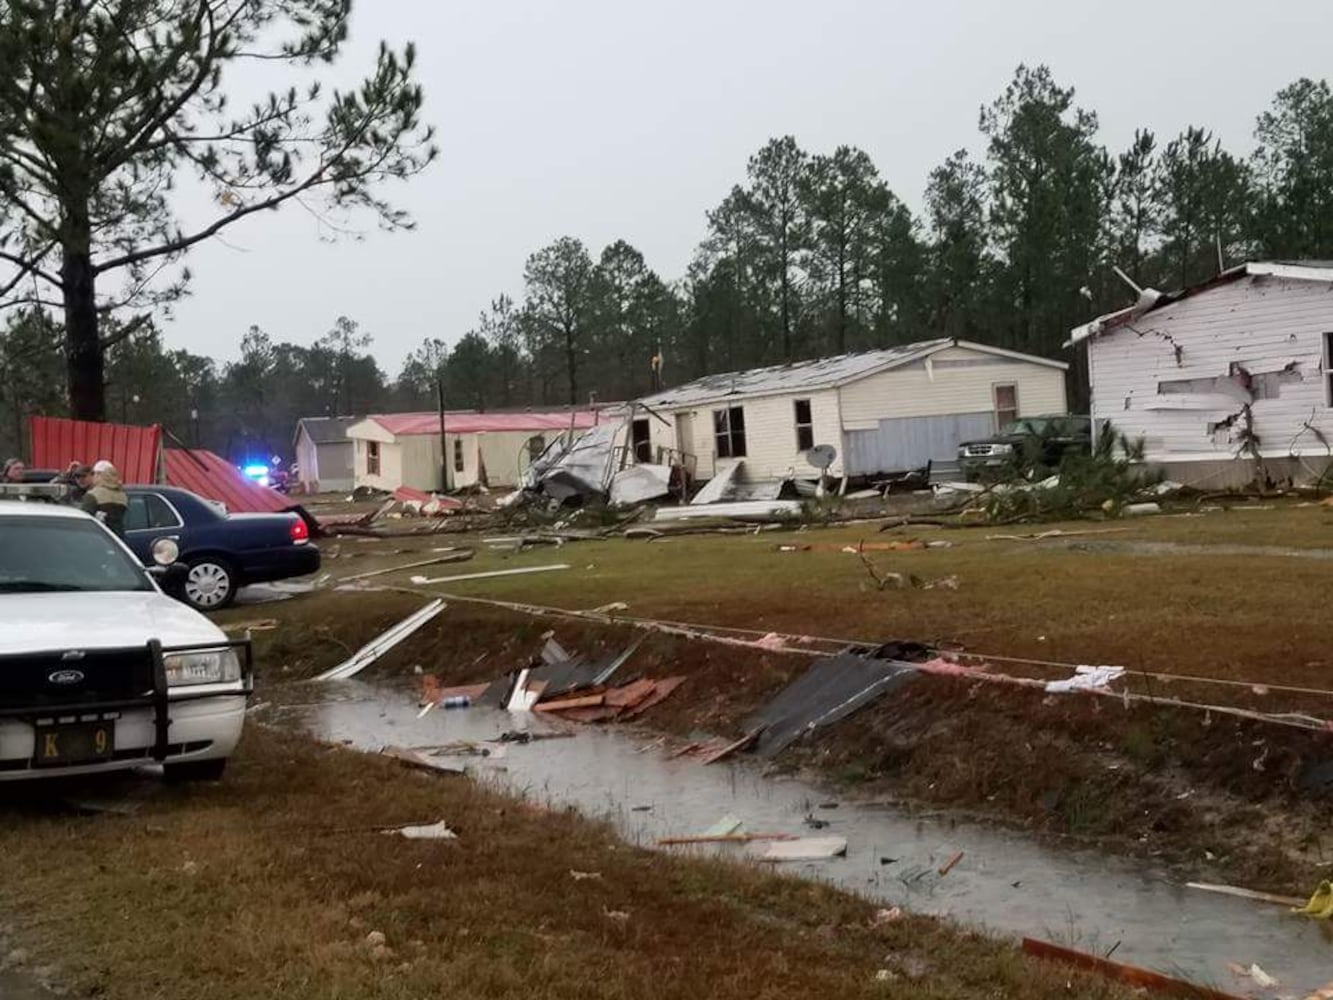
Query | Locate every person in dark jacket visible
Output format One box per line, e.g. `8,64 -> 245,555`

52,461 -> 94,503
81,460 -> 129,538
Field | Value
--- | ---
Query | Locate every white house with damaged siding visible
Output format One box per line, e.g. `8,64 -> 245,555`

1068,261 -> 1333,489
632,338 -> 1068,481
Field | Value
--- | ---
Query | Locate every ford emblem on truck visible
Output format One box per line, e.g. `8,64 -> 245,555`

48,669 -> 85,686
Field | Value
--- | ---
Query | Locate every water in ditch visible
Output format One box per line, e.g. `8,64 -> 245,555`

276,679 -> 1331,995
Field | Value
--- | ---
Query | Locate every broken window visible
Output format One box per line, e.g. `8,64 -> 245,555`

713,406 -> 747,458
1325,332 -> 1333,406
794,399 -> 814,452
527,434 -> 546,461
631,418 -> 652,463
366,440 -> 380,476
994,384 -> 1018,429
453,438 -> 464,473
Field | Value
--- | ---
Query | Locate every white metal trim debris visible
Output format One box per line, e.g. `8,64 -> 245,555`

315,599 -> 445,681
409,564 -> 571,586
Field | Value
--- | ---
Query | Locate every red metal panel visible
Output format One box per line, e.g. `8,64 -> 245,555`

28,417 -> 161,483
163,449 -> 290,514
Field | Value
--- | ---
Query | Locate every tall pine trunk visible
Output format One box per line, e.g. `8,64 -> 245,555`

563,322 -> 578,405
61,205 -> 105,421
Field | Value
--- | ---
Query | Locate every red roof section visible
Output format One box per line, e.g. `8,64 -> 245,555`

164,449 -> 291,514
29,417 -> 162,483
365,410 -> 601,437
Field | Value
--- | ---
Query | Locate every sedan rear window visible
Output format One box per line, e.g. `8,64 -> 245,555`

0,517 -> 152,593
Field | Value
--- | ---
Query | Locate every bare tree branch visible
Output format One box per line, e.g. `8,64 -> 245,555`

0,246 -> 64,293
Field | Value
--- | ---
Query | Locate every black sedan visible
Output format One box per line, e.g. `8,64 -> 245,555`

122,485 -> 319,611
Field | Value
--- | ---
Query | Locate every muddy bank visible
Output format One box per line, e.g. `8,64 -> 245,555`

228,590 -> 1333,893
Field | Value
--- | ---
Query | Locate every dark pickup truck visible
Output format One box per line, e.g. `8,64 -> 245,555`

958,415 -> 1092,480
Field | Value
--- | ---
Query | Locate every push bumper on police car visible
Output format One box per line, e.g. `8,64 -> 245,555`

0,638 -> 252,780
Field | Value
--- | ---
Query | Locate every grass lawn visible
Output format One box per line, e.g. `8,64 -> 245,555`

0,727 -> 1134,1000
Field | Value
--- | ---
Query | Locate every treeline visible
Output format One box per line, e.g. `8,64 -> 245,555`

5,65 -> 1333,461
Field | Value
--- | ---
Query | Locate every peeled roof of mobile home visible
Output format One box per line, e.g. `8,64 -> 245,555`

635,337 -> 1066,409
356,410 -> 602,437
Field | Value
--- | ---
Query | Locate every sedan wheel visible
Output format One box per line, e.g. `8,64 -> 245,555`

184,559 -> 235,610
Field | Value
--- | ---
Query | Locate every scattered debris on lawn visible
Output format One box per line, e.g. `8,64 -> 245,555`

409,564 -> 570,586
314,600 -> 445,681
656,815 -> 798,847
336,550 -> 474,583
759,836 -> 848,862
871,907 -> 903,926
937,850 -> 964,876
568,870 -> 602,881
220,618 -> 279,633
1044,664 -> 1126,694
1021,937 -> 1246,1000
382,820 -> 457,840
858,552 -> 961,591
653,500 -> 803,523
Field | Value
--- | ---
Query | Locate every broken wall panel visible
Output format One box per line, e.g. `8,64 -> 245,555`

1086,274 -> 1333,477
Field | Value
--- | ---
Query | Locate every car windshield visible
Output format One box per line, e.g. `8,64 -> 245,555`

0,516 -> 152,593
1000,416 -> 1086,437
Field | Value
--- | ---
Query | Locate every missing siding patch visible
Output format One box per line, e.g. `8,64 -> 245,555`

1158,361 -> 1303,403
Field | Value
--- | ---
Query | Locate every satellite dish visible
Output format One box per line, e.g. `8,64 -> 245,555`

805,444 -> 837,470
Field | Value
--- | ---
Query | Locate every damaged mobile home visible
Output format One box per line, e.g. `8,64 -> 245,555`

630,338 -> 1068,483
1069,261 -> 1333,488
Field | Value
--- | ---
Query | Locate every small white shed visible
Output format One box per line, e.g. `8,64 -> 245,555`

293,416 -> 357,494
1069,261 -> 1333,488
633,338 -> 1068,481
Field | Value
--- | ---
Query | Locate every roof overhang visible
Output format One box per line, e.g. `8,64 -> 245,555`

1066,261 -> 1333,347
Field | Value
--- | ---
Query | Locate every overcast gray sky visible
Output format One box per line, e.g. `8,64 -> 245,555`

164,0 -> 1333,373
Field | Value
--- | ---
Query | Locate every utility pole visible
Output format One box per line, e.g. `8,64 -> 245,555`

437,374 -> 449,493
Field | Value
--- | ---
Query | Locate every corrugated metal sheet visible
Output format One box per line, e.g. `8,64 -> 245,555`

637,340 -> 952,410
844,412 -> 995,476
29,417 -> 162,483
365,410 -> 601,437
163,449 -> 290,513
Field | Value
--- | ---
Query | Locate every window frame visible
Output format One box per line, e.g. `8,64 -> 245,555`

1323,331 -> 1333,407
124,492 -> 184,534
793,398 -> 814,453
993,383 -> 1019,430
453,437 -> 465,473
366,440 -> 381,476
712,406 -> 747,459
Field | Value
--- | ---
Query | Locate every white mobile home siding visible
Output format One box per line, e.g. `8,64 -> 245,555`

837,346 -> 1067,474
1088,276 -> 1333,466
648,388 -> 843,479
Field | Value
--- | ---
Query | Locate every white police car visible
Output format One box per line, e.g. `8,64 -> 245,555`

0,495 -> 250,781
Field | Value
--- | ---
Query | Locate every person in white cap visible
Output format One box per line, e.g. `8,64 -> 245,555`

81,460 -> 129,538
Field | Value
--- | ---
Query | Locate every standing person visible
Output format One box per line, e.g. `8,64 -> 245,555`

2,458 -> 25,482
52,461 -> 94,503
81,460 -> 129,538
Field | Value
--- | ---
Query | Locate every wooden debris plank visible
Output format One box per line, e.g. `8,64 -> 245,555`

533,693 -> 606,713
668,741 -> 704,759
1185,881 -> 1306,908
604,679 -> 659,709
699,728 -> 762,765
337,550 -> 473,583
1021,938 -> 1247,1000
657,833 -> 798,846
621,676 -> 688,720
558,706 -> 623,724
380,745 -> 468,776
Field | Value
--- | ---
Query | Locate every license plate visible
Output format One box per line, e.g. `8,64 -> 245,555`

33,721 -> 115,768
